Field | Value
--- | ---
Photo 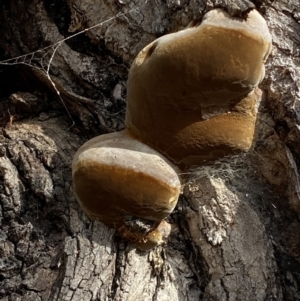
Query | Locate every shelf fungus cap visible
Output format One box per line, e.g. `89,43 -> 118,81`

125,9 -> 272,166
72,130 -> 181,249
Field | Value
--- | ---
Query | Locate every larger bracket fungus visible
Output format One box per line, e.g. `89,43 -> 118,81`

72,9 -> 272,250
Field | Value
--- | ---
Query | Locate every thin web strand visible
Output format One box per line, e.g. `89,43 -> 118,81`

0,9 -> 134,129
0,9 -> 134,66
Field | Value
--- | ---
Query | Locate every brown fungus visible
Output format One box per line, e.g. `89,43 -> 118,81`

125,9 -> 272,167
72,130 -> 181,249
72,9 -> 272,250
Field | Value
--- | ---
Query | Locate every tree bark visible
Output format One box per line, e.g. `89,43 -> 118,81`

0,1 -> 300,300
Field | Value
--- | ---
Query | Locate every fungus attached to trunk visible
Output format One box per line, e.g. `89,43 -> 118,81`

72,130 -> 181,249
72,8 -> 272,249
125,9 -> 272,167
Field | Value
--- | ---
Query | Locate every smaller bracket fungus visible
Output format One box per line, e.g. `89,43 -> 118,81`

125,9 -> 272,166
72,130 -> 181,249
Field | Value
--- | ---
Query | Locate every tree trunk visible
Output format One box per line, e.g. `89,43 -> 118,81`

0,1 -> 299,300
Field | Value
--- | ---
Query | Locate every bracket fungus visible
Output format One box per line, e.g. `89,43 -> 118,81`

126,8 -> 272,166
72,9 -> 271,250
72,130 -> 181,249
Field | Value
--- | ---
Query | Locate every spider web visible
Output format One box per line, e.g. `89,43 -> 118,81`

0,9 -> 134,129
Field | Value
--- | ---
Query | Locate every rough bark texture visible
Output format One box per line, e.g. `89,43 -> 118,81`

0,0 -> 299,300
